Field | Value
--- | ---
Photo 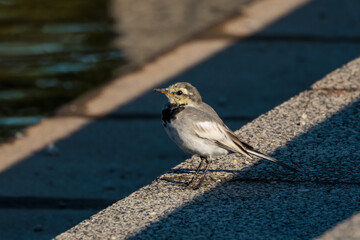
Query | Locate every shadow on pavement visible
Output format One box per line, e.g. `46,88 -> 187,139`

1,0 -> 360,239
127,98 -> 360,240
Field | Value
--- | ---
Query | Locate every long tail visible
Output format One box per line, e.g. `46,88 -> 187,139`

226,130 -> 298,172
246,148 -> 299,173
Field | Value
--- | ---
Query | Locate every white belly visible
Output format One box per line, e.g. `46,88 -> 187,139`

164,120 -> 228,157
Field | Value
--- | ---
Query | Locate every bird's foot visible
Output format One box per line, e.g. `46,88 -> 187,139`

185,175 -> 206,190
185,180 -> 202,190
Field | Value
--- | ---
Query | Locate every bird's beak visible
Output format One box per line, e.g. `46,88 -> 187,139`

154,88 -> 174,96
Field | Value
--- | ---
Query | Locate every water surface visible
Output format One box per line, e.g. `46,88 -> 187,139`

0,0 -> 125,142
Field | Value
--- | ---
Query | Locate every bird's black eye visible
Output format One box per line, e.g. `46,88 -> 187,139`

176,90 -> 183,95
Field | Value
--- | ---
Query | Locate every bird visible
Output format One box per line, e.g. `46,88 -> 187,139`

154,82 -> 298,188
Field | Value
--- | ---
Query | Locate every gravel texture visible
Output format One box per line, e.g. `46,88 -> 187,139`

312,57 -> 360,90
2,0 -> 360,239
55,58 -> 360,240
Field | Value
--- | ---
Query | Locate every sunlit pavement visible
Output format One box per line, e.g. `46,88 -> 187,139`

1,0 -> 360,239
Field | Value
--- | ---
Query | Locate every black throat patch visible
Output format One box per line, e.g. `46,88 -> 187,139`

162,103 -> 185,127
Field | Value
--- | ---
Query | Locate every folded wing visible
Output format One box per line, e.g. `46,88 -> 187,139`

194,120 -> 298,172
194,121 -> 252,158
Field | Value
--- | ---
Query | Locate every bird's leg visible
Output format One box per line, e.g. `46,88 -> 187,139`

193,157 -> 211,189
186,156 -> 206,186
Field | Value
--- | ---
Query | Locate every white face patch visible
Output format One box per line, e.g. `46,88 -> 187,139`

166,86 -> 191,105
166,83 -> 202,105
179,88 -> 189,95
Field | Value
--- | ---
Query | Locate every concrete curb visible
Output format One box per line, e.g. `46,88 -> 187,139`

2,0 -> 360,239
54,57 -> 360,239
0,0 -> 309,175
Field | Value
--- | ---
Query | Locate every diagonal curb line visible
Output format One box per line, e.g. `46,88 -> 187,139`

0,0 -> 310,175
54,57 -> 360,240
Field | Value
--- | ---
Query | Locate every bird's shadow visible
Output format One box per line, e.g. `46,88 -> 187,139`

130,97 -> 360,239
1,0 -> 360,239
157,157 -> 298,186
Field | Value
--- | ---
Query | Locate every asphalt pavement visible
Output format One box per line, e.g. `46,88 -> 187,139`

1,0 -> 360,239
56,58 -> 360,239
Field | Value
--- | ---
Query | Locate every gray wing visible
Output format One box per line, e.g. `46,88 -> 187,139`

186,107 -> 252,158
196,102 -> 223,122
188,106 -> 298,172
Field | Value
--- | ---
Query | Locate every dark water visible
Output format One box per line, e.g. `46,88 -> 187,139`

0,0 -> 125,142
